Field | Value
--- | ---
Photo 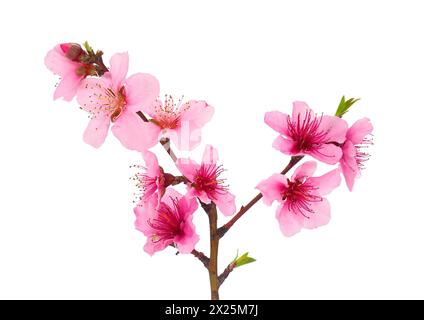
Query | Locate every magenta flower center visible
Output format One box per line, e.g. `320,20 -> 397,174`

148,199 -> 184,243
282,178 -> 322,217
192,164 -> 228,201
152,95 -> 189,129
287,111 -> 329,153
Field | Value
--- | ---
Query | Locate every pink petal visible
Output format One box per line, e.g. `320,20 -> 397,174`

308,143 -> 342,165
125,73 -> 160,112
308,168 -> 341,196
319,115 -> 348,144
302,198 -> 331,229
169,124 -> 202,151
111,112 -> 161,152
45,45 -> 77,76
175,218 -> 199,254
292,161 -> 317,181
340,141 -> 359,191
134,195 -> 158,233
276,203 -> 303,237
176,158 -> 200,181
161,188 -> 183,207
256,173 -> 287,206
177,194 -> 199,218
180,100 -> 214,128
347,117 -> 373,145
264,111 -> 290,135
109,52 -> 129,90
143,237 -> 172,256
76,75 -> 113,113
214,192 -> 236,216
54,72 -> 83,101
291,101 -> 312,121
272,136 -> 296,155
83,114 -> 111,148
202,145 -> 219,165
143,151 -> 160,177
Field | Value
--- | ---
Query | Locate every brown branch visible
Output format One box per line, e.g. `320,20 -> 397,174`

201,201 -> 220,300
191,249 -> 210,269
217,155 -> 304,238
218,261 -> 236,288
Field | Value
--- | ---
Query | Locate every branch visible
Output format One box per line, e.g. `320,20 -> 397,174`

217,155 -> 304,238
191,249 -> 210,269
218,261 -> 236,288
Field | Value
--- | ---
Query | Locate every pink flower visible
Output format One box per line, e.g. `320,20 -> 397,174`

45,43 -> 92,101
134,188 -> 199,255
265,101 -> 348,164
133,151 -> 171,204
256,161 -> 341,236
340,118 -> 373,191
176,145 -> 236,216
76,52 -> 160,149
118,95 -> 214,151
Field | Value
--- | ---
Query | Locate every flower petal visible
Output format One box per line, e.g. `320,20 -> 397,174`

143,237 -> 172,256
175,218 -> 199,254
340,141 -> 359,191
109,52 -> 129,90
111,112 -> 161,152
319,115 -> 348,144
143,151 -> 160,177
169,124 -> 202,151
308,143 -> 342,165
202,145 -> 219,165
54,71 -> 82,101
308,168 -> 341,196
347,117 -> 373,145
292,161 -> 317,181
45,45 -> 77,76
256,173 -> 287,206
215,192 -> 236,216
83,114 -> 111,148
264,111 -> 290,135
276,203 -> 303,237
302,198 -> 331,229
125,73 -> 160,112
180,100 -> 214,128
76,75 -> 113,113
272,136 -> 296,155
291,101 -> 312,121
176,158 -> 200,181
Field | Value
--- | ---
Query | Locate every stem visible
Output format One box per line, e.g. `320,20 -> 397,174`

202,201 -> 220,300
217,155 -> 303,238
218,262 -> 235,288
191,249 -> 210,269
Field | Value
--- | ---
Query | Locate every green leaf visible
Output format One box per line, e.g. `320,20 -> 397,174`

234,252 -> 256,268
335,95 -> 360,118
83,41 -> 95,55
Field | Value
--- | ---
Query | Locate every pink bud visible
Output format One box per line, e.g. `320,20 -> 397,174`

60,43 -> 83,61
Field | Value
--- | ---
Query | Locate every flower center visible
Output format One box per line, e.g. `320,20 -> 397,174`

192,164 -> 227,200
152,95 -> 189,129
132,165 -> 158,203
287,111 -> 329,153
355,136 -> 373,170
148,199 -> 184,243
282,178 -> 322,218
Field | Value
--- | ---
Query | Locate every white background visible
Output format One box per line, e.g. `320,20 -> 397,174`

0,0 -> 423,299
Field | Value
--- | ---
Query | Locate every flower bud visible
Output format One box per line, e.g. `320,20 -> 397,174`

60,43 -> 83,61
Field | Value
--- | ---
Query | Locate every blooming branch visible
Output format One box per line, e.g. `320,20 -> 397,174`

45,41 -> 373,300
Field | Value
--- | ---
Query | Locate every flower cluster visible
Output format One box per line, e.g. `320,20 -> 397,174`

261,101 -> 373,236
45,41 -> 373,298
